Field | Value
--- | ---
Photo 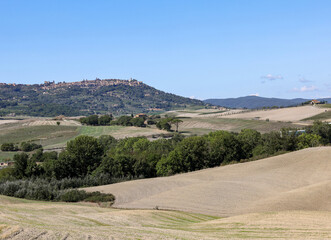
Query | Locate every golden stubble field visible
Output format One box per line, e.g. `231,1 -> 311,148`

1,148 -> 331,239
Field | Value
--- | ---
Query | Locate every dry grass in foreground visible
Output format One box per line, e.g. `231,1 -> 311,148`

0,195 -> 331,239
2,147 -> 331,239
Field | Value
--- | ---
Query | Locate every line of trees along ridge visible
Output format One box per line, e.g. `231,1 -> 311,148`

0,121 -> 330,202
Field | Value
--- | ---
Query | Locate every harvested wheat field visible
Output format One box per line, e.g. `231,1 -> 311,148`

1,197 -> 331,239
220,105 -> 325,122
87,147 -> 331,217
24,119 -> 82,126
2,148 -> 331,239
0,120 -> 20,125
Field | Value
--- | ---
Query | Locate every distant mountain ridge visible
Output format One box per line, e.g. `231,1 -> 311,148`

0,79 -> 205,116
204,96 -> 331,109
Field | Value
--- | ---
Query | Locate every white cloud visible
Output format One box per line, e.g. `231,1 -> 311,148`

189,96 -> 196,99
261,74 -> 283,81
293,85 -> 318,92
249,93 -> 259,96
298,76 -> 312,83
261,74 -> 283,83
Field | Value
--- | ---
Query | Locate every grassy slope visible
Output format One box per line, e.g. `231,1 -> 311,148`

0,125 -> 78,146
0,151 -> 16,161
0,123 -> 167,159
320,104 -> 331,108
304,111 -> 331,121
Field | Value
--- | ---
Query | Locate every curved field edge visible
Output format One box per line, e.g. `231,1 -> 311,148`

85,147 -> 331,218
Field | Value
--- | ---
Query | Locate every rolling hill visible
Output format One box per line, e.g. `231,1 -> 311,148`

86,147 -> 331,217
2,147 -> 331,239
0,79 -> 205,117
204,96 -> 331,109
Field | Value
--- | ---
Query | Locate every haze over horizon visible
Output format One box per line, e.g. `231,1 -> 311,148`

1,0 -> 330,100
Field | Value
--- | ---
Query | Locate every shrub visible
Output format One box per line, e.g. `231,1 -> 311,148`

1,143 -> 18,151
59,189 -> 88,202
297,133 -> 321,149
0,175 -> 117,203
84,191 -> 115,203
20,142 -> 42,152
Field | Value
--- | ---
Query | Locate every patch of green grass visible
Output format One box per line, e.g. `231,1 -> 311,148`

0,125 -> 78,146
78,125 -> 125,137
320,104 -> 331,108
303,111 -> 331,121
0,151 -> 17,161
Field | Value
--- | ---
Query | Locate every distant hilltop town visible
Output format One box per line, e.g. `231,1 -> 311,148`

0,78 -> 204,117
0,78 -> 143,90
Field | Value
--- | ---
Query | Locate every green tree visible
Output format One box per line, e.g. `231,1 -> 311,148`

156,136 -> 209,175
25,158 -> 42,177
206,131 -> 243,166
307,121 -> 331,144
156,151 -> 184,176
20,142 -> 42,152
98,135 -> 117,154
297,133 -> 321,149
43,151 -> 76,179
13,153 -> 29,179
1,143 -> 18,151
237,129 -> 261,158
156,118 -> 171,131
280,128 -> 299,151
115,116 -> 133,126
170,119 -> 183,132
87,115 -> 99,125
130,117 -> 146,127
66,136 -> 103,176
98,115 -> 113,125
260,131 -> 284,155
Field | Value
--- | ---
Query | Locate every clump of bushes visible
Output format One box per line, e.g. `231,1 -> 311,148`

59,190 -> 114,203
20,142 -> 42,152
79,114 -> 113,126
1,143 -> 18,152
1,142 -> 42,152
0,177 -> 115,203
110,115 -> 146,127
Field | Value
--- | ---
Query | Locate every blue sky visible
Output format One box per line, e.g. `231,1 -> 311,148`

1,0 -> 331,100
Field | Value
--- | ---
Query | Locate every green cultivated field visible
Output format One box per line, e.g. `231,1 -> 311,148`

0,122 -> 166,156
0,151 -> 17,161
78,125 -> 125,137
0,125 -> 78,146
304,111 -> 331,121
320,104 -> 331,108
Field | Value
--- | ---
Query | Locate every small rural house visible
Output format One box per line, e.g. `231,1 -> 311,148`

134,113 -> 147,118
311,99 -> 320,105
